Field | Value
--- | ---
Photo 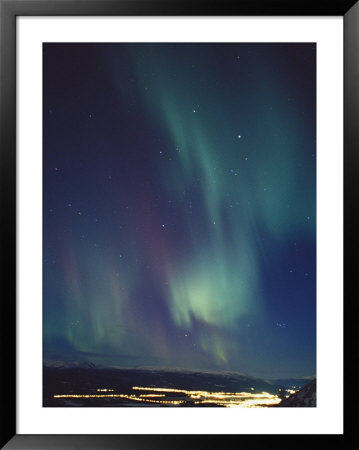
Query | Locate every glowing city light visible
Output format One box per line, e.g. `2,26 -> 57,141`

53,385 -> 281,407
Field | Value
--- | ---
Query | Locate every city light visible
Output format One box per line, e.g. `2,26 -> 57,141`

53,385 -> 281,407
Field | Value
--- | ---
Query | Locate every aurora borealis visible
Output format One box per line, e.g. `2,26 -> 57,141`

43,43 -> 316,379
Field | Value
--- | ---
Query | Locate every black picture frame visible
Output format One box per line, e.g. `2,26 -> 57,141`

1,1 -> 355,448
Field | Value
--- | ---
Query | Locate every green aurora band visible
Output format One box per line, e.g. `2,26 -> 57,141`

43,44 -> 316,377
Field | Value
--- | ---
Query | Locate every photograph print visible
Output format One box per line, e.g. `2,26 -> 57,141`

43,43 -> 316,408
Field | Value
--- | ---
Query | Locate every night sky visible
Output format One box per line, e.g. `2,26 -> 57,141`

43,43 -> 316,379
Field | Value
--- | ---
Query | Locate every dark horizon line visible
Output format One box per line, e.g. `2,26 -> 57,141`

43,359 -> 316,381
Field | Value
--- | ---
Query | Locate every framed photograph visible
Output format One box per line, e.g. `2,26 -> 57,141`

1,0 -> 354,448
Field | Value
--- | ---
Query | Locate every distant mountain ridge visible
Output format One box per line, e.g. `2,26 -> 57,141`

43,360 -> 312,392
44,359 -> 260,380
44,359 -> 98,369
43,362 -> 284,397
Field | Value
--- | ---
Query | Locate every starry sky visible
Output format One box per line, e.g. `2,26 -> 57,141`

43,43 -> 316,379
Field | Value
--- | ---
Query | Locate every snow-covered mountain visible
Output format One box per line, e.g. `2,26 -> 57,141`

278,378 -> 316,407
